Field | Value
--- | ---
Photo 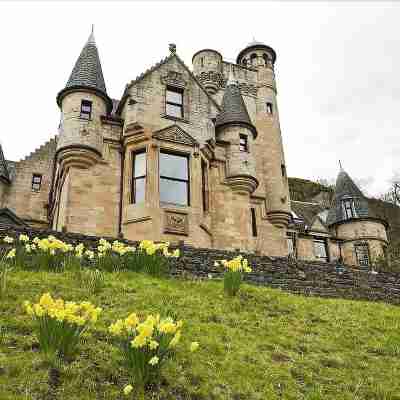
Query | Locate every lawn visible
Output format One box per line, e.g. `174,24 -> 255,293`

1,270 -> 400,400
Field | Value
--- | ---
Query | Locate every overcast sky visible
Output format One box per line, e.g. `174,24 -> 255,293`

0,1 -> 398,196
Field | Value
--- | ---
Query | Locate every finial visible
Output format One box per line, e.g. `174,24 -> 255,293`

88,25 -> 95,44
339,160 -> 343,171
169,43 -> 176,54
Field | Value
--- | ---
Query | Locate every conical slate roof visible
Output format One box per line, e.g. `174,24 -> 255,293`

215,74 -> 257,137
327,169 -> 369,226
0,144 -> 10,183
56,29 -> 112,113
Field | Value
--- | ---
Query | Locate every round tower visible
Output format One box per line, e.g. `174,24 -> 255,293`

56,29 -> 113,169
236,40 -> 291,228
327,169 -> 389,267
215,72 -> 258,194
192,49 -> 223,95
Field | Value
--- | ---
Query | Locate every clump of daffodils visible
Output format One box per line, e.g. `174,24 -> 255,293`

109,312 -> 184,390
139,240 -> 179,258
24,293 -> 101,362
215,255 -> 252,296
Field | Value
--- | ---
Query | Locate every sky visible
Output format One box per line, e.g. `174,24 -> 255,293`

0,1 -> 398,197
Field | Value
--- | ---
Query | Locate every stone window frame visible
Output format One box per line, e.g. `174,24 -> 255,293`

354,242 -> 370,268
313,237 -> 329,262
250,207 -> 258,237
161,71 -> 189,123
158,148 -> 191,208
165,86 -> 184,119
342,197 -> 357,220
80,99 -> 92,120
239,134 -> 248,153
31,173 -> 43,192
287,231 -> 297,258
130,148 -> 147,204
201,158 -> 209,213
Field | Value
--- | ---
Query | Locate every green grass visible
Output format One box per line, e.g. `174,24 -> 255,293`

1,270 -> 400,400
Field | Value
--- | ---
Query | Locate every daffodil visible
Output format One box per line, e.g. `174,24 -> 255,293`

148,356 -> 159,366
123,384 -> 133,396
190,341 -> 199,352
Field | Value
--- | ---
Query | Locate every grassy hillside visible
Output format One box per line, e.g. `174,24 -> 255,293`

1,270 -> 400,400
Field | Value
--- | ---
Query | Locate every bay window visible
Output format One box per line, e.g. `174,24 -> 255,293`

131,150 -> 146,204
159,151 -> 189,206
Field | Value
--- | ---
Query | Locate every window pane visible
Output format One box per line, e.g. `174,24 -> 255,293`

356,245 -> 369,266
159,153 -> 188,180
134,177 -> 146,203
166,90 -> 182,104
314,240 -> 327,259
160,178 -> 188,205
80,112 -> 90,119
134,152 -> 146,177
166,103 -> 182,118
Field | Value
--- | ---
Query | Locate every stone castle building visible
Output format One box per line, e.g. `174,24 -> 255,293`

0,31 -> 390,267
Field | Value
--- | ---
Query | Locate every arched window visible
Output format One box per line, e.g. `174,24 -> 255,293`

263,53 -> 270,66
250,53 -> 257,65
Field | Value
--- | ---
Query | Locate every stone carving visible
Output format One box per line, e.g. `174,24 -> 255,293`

161,70 -> 187,88
153,125 -> 198,147
164,211 -> 188,235
195,71 -> 258,96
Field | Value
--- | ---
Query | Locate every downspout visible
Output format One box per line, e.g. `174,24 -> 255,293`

118,139 -> 125,238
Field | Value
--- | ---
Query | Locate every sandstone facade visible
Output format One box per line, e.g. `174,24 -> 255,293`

0,33 -> 390,268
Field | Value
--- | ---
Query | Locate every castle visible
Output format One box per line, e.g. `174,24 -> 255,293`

0,30 -> 389,267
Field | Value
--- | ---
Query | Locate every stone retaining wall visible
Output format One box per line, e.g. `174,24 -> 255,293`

1,223 -> 399,305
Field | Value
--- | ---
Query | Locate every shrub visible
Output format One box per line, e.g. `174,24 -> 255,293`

215,255 -> 252,296
109,312 -> 185,396
24,293 -> 101,364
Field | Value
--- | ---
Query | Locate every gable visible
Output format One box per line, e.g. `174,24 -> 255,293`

0,208 -> 28,227
153,124 -> 198,147
118,53 -> 220,116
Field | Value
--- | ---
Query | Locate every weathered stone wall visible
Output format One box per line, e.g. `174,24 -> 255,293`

1,224 -> 399,305
2,138 -> 56,227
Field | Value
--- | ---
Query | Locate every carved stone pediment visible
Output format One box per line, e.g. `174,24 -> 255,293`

152,125 -> 198,147
161,70 -> 188,88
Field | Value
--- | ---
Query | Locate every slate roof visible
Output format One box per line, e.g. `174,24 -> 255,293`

57,30 -> 112,113
0,144 -> 10,183
326,169 -> 370,226
289,201 -> 328,232
215,76 -> 257,137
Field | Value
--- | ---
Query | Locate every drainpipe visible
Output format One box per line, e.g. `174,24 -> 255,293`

118,140 -> 125,238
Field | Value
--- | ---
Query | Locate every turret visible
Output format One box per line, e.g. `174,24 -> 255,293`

236,40 -> 291,228
56,28 -> 112,169
215,71 -> 258,194
327,169 -> 389,267
192,49 -> 223,95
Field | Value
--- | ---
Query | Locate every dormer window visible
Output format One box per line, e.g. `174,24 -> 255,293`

166,87 -> 183,119
239,134 -> 248,152
80,100 -> 92,120
342,198 -> 356,219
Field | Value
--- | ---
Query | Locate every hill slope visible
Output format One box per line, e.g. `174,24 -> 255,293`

1,270 -> 400,400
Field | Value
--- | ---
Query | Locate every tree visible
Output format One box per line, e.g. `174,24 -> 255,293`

379,175 -> 400,206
